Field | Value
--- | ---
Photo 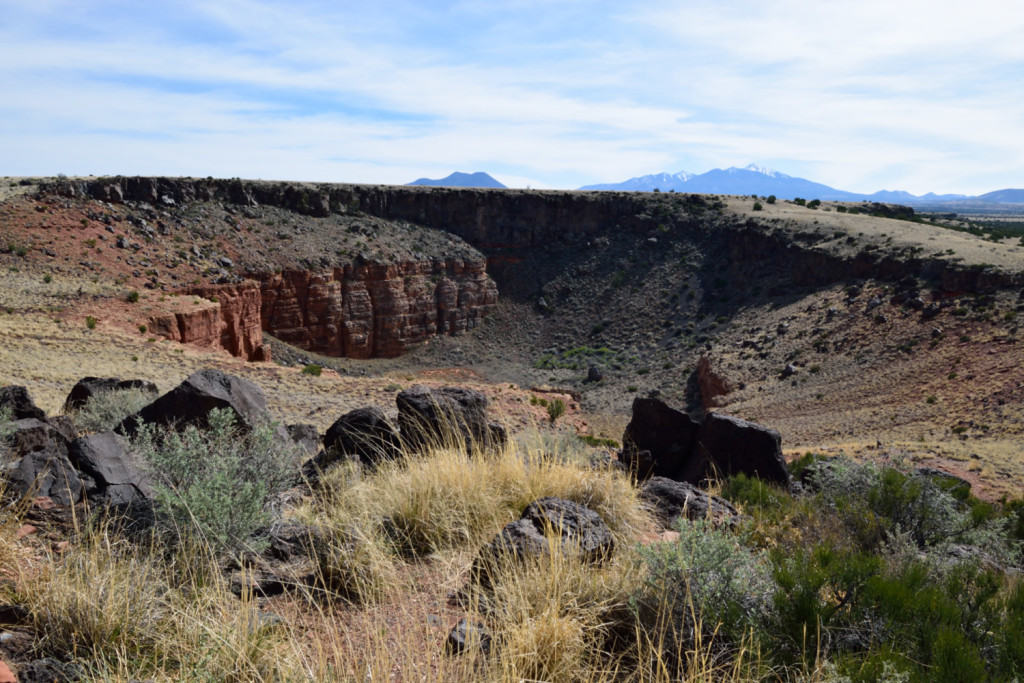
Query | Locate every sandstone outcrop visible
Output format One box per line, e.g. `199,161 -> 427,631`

696,354 -> 733,410
256,260 -> 496,358
148,281 -> 270,362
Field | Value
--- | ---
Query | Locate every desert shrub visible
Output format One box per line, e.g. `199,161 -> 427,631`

126,290 -> 140,303
752,201 -> 763,211
0,406 -> 13,460
766,195 -> 776,204
132,409 -> 301,554
85,316 -> 97,329
770,542 -> 882,664
547,398 -> 566,423
720,472 -> 784,510
578,434 -> 619,449
808,199 -> 821,209
799,456 -> 1013,558
68,386 -> 154,433
634,520 -> 776,660
301,363 -> 322,376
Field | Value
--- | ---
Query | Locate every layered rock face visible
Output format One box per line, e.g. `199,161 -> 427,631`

148,281 -> 271,362
256,259 -> 497,358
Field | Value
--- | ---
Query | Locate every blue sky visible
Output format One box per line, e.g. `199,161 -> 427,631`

2,1 -> 1023,194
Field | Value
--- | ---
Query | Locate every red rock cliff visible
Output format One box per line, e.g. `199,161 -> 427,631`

148,281 -> 271,361
256,258 -> 497,358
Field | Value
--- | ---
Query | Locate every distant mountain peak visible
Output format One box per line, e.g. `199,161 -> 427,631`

740,163 -> 782,177
407,171 -> 506,189
578,165 -> 1020,206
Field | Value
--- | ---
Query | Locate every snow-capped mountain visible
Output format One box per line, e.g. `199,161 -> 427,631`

578,165 -> 1012,205
580,171 -> 694,192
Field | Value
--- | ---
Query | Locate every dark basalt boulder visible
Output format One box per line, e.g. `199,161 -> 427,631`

0,385 -> 46,421
116,368 -> 276,436
471,497 -> 614,588
286,423 -> 320,458
621,397 -> 700,479
63,376 -> 158,412
446,618 -> 492,655
8,445 -> 82,506
5,418 -> 70,458
397,385 -> 506,453
322,407 -> 402,468
620,397 -> 790,487
68,432 -> 151,506
688,412 -> 789,486
639,477 -> 740,528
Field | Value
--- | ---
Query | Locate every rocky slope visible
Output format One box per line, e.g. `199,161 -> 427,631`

3,179 -> 499,360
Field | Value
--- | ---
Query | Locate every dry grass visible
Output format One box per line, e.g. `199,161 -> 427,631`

4,525 -> 298,680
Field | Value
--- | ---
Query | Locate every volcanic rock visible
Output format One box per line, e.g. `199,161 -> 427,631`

0,386 -> 46,421
639,477 -> 740,528
68,432 -> 151,506
63,376 -> 159,412
687,413 -> 789,486
322,406 -> 402,468
471,497 -> 613,588
397,385 -> 505,453
8,445 -> 82,506
621,397 -> 700,479
116,368 -> 278,437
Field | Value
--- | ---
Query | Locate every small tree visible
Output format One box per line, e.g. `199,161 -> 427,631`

753,201 -> 764,211
767,195 -> 776,204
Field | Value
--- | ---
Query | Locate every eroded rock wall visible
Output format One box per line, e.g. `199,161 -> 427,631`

149,281 -> 271,361
256,259 -> 497,358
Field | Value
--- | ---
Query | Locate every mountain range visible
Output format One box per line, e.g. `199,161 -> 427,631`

409,165 -> 1023,208
579,164 -> 990,205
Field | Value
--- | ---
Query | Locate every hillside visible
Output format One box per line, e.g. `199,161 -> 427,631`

3,176 -> 1024,681
1,176 -> 1023,500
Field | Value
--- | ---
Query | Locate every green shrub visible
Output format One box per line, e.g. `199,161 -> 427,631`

0,406 -> 13,456
85,316 -> 97,330
69,387 -> 155,433
771,543 -> 882,662
801,456 -> 1017,561
766,195 -> 776,204
131,408 -> 301,554
43,274 -> 52,284
577,434 -> 619,449
720,472 -> 784,510
753,201 -> 763,211
301,364 -> 322,376
126,290 -> 140,303
635,520 -> 776,655
547,398 -> 566,423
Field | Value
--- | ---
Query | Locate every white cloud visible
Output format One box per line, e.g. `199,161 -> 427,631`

0,0 -> 1021,194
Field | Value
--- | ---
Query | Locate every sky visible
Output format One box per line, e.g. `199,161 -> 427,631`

2,1 -> 1023,195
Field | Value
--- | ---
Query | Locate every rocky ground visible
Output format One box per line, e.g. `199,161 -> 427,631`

2,177 -> 1023,498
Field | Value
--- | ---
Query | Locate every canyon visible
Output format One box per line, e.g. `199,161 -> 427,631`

17,176 -> 1024,373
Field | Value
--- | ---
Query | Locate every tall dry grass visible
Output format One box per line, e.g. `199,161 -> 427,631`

0,417 -> 786,682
